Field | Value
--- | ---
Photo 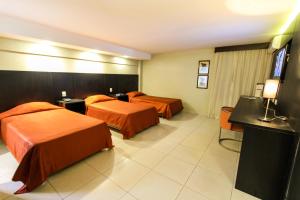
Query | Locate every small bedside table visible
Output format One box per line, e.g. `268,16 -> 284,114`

109,94 -> 129,102
57,99 -> 86,114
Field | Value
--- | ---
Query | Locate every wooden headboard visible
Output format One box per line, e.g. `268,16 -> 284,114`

0,70 -> 138,112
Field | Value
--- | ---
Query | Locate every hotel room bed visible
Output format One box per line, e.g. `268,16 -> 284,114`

85,95 -> 159,139
127,91 -> 183,119
0,102 -> 113,194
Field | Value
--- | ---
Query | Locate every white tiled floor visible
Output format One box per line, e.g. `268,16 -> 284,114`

0,112 -> 260,200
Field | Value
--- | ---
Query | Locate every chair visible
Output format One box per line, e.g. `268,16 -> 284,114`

219,106 -> 243,153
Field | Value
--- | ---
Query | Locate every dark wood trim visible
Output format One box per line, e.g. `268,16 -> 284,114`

215,43 -> 270,53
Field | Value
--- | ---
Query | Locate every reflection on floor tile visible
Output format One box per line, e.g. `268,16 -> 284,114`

0,112 -> 250,200
65,175 -> 125,200
129,172 -> 182,200
170,145 -> 204,165
131,148 -> 166,168
154,155 -> 195,184
85,149 -> 128,173
103,159 -> 150,191
186,166 -> 232,200
119,193 -> 137,200
4,182 -> 61,200
198,142 -> 238,182
48,162 -> 99,198
177,187 -> 209,200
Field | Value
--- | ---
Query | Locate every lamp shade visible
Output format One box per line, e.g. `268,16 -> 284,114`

263,79 -> 279,98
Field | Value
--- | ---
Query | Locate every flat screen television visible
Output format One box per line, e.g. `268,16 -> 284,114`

271,40 -> 291,81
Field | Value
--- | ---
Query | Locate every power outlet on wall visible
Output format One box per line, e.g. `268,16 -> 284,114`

62,91 -> 67,98
109,88 -> 113,93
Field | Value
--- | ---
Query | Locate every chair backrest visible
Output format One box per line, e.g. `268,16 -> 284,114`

220,106 -> 234,130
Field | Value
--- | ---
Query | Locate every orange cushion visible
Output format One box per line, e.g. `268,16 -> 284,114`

220,106 -> 233,130
127,91 -> 145,98
0,102 -> 62,120
85,95 -> 115,106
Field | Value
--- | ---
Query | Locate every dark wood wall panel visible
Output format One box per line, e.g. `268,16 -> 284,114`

52,72 -> 75,100
73,73 -> 106,98
277,14 -> 300,200
0,70 -> 138,112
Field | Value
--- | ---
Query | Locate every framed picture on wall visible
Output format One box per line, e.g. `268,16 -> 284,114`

198,60 -> 210,74
197,60 -> 210,89
197,75 -> 209,89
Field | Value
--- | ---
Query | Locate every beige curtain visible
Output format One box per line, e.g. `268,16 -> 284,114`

208,49 -> 273,118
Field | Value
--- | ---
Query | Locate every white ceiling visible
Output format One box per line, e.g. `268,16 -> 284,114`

0,0 -> 296,54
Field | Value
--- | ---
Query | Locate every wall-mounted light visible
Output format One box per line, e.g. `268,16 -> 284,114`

79,51 -> 102,61
27,41 -> 61,57
26,42 -> 64,72
113,57 -> 128,65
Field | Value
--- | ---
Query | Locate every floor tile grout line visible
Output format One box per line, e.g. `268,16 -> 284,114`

61,175 -> 101,200
107,127 -> 188,187
124,140 -> 181,193
121,134 -> 194,199
117,191 -> 140,200
97,158 -> 153,194
75,163 -> 131,200
123,168 -> 153,197
173,131 -> 216,199
175,130 -> 220,200
84,148 -> 129,175
168,145 -> 207,166
59,163 -> 105,200
116,116 -> 219,200
46,180 -> 64,200
131,150 -> 168,170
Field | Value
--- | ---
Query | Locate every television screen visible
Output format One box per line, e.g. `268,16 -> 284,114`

273,47 -> 287,78
271,40 -> 292,81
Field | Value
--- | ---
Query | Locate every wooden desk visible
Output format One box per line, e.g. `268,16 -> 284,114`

229,97 -> 295,200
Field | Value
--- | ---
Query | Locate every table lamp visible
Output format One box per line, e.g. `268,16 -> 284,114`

258,79 -> 280,122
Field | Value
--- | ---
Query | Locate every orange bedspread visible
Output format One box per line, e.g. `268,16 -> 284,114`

0,103 -> 113,194
86,100 -> 159,138
129,95 -> 183,119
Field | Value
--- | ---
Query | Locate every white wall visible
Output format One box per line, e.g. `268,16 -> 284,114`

142,48 -> 215,115
0,37 -> 139,74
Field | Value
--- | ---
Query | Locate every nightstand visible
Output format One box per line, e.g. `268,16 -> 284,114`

109,93 -> 129,102
57,99 -> 86,114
